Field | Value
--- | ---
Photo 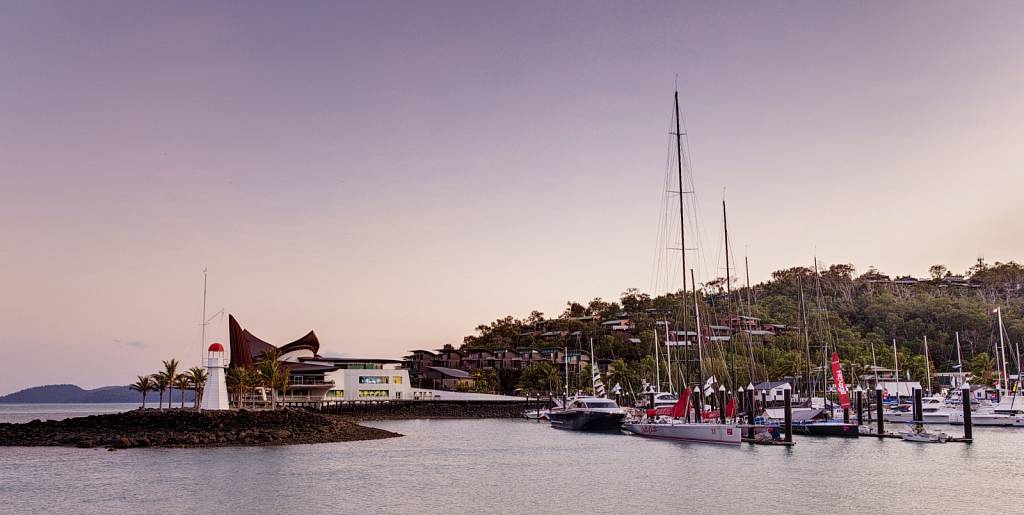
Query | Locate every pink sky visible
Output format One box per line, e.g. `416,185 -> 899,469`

2,1 -> 1023,394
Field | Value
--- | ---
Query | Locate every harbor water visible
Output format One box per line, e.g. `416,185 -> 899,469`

1,404 -> 1022,514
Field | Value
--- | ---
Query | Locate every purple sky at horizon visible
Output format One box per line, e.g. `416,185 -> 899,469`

2,1 -> 1023,394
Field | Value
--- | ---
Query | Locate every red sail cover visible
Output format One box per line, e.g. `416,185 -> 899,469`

670,389 -> 691,418
831,352 -> 851,409
725,398 -> 737,418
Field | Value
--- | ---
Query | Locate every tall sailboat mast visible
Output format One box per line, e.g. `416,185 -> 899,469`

723,199 -> 731,295
923,335 -> 932,394
674,91 -> 688,299
654,325 -> 662,391
665,321 -> 674,395
893,339 -> 901,402
955,331 -> 964,388
672,90 -> 692,390
997,307 -> 1010,389
691,269 -> 704,381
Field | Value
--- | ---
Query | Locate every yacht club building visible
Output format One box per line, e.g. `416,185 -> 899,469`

228,315 -> 516,404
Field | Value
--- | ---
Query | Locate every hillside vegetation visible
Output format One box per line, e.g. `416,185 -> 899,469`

461,259 -> 1024,395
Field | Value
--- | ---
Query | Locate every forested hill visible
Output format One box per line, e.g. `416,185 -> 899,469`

462,259 -> 1024,389
0,384 -> 195,403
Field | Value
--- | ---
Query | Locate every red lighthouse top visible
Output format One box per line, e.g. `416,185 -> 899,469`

208,342 -> 225,352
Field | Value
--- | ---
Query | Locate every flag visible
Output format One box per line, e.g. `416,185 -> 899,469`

593,365 -> 606,397
703,375 -> 717,397
611,383 -> 623,395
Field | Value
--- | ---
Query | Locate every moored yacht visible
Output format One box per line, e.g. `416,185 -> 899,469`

883,396 -> 956,424
546,396 -> 626,432
622,389 -> 742,445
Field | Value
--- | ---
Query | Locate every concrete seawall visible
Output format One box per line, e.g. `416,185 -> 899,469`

317,400 -> 551,420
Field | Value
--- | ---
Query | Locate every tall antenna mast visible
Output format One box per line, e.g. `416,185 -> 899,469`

200,268 -> 208,365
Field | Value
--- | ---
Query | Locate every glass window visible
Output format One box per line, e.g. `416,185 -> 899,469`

359,376 -> 389,384
392,376 -> 403,384
358,389 -> 390,398
327,390 -> 344,398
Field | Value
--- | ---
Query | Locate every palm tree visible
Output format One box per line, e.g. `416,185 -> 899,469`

129,375 -> 154,408
162,359 -> 179,408
175,374 -> 191,409
186,367 -> 208,408
226,365 -> 246,408
152,372 -> 170,410
257,349 -> 283,409
245,367 -> 262,409
606,359 -> 633,402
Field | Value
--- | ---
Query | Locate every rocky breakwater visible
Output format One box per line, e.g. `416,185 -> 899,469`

0,409 -> 401,449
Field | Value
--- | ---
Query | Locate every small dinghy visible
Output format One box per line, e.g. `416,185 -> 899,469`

899,424 -> 948,443
522,408 -> 550,420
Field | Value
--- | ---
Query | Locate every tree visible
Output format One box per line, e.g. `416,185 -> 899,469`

187,367 -> 208,408
161,359 -> 179,409
606,359 -> 635,402
472,369 -> 499,394
129,375 -> 154,408
969,352 -> 994,386
226,366 -> 249,409
517,362 -> 561,396
258,348 -> 284,409
928,265 -> 948,280
151,372 -> 170,410
174,374 -> 191,409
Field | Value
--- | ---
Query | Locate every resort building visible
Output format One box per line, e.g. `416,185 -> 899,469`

229,315 -> 412,403
227,315 -> 520,404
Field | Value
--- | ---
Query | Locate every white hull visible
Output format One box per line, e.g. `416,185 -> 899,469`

948,412 -> 1023,426
900,431 -> 948,443
622,422 -> 742,445
883,412 -> 951,424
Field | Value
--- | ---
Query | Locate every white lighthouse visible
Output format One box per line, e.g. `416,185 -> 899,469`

200,342 -> 230,411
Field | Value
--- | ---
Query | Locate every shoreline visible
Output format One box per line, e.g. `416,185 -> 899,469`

0,408 -> 401,449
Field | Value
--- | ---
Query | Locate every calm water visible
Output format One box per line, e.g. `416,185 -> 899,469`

1,404 -> 1022,514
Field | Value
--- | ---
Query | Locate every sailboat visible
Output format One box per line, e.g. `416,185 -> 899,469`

622,91 -> 741,445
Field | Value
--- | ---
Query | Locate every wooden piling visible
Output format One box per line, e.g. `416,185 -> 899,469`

913,387 -> 923,424
745,384 -> 755,439
718,386 -> 727,424
855,387 -> 864,426
783,388 -> 793,443
875,385 -> 885,437
961,382 -> 973,442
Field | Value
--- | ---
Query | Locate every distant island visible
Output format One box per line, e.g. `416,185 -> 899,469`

0,384 -> 194,404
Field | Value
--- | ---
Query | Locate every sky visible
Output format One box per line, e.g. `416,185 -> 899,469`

2,1 -> 1023,394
